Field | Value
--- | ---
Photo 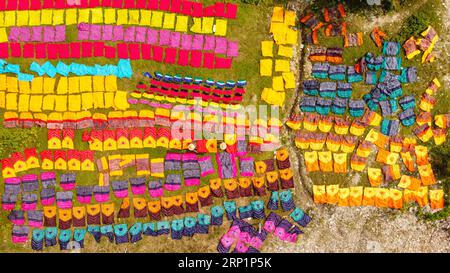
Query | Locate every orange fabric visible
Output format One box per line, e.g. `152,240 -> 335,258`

333,153 -> 347,173
337,188 -> 349,206
362,187 -> 376,206
313,185 -> 326,204
349,187 -> 363,206
414,145 -> 429,166
400,151 -> 415,172
326,184 -> 339,204
418,164 -> 436,186
318,151 -> 333,172
305,151 -> 319,172
429,190 -> 444,210
415,187 -> 428,207
388,189 -> 403,209
375,188 -> 389,208
367,168 -> 382,187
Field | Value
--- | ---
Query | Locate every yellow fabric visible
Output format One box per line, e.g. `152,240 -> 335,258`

117,9 -> 129,25
105,76 -> 117,92
114,91 -> 130,110
93,76 -> 105,92
275,59 -> 291,72
65,9 -> 77,25
215,19 -> 228,36
150,11 -> 163,28
29,95 -> 43,112
140,10 -> 151,26
68,77 -> 80,94
29,10 -> 41,26
31,77 -> 43,94
42,95 -> 55,111
54,96 -> 67,112
261,88 -> 285,107
271,23 -> 287,44
43,78 -> 56,94
128,10 -> 140,25
260,59 -> 273,77
17,12 -> 29,26
285,29 -> 299,44
7,77 -> 18,92
80,76 -> 92,92
261,41 -> 274,57
272,76 -> 285,91
68,95 -> 81,112
282,72 -> 296,89
271,7 -> 284,22
0,28 -> 7,42
284,10 -> 297,26
104,92 -> 115,109
19,81 -> 31,94
278,45 -> 293,58
18,94 -> 30,112
0,91 -> 5,108
78,9 -> 90,24
81,93 -> 93,110
5,93 -> 18,110
175,16 -> 188,32
56,77 -> 68,94
90,8 -> 103,24
4,11 -> 17,27
104,8 -> 116,24
162,13 -> 176,29
202,17 -> 214,34
93,92 -> 104,108
0,75 -> 6,90
52,10 -> 65,25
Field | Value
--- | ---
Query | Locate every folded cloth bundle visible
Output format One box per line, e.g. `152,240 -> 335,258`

74,228 -> 87,248
4,177 -> 21,196
217,152 -> 237,179
183,217 -> 197,237
101,225 -> 114,243
114,224 -> 129,244
217,233 -> 235,253
87,225 -> 102,243
129,222 -> 143,243
239,157 -> 255,177
224,201 -> 237,221
22,174 -> 39,192
267,191 -> 280,210
196,214 -> 211,234
86,204 -> 101,225
112,180 -> 129,198
28,210 -> 43,228
56,191 -> 73,209
41,172 -> 57,188
280,168 -> 295,189
274,219 -> 294,241
76,186 -> 93,204
93,186 -> 110,203
157,221 -> 170,236
21,193 -> 37,211
32,229 -> 44,251
130,177 -> 146,195
223,179 -> 239,199
2,193 -> 17,210
185,192 -> 199,213
290,207 -> 312,227
252,176 -> 267,196
72,206 -> 86,227
211,205 -> 224,226
45,227 -> 58,247
264,212 -> 282,233
60,173 -> 76,191
58,209 -> 72,230
280,190 -> 295,211
133,197 -> 148,218
198,156 -> 215,177
171,219 -> 184,240
143,222 -> 158,237
164,174 -> 182,191
148,179 -> 164,198
59,229 -> 72,250
9,210 -> 25,225
182,153 -> 201,186
197,185 -> 213,207
303,80 -> 319,96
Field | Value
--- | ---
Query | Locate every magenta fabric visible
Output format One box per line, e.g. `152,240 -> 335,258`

181,34 -> 192,50
203,35 -> 215,51
170,32 -> 181,48
192,34 -> 204,50
54,26 -> 66,42
43,27 -> 55,43
215,37 -> 227,54
146,29 -> 159,45
159,30 -> 171,46
89,24 -> 102,41
124,26 -> 136,42
31,26 -> 42,42
227,41 -> 239,57
135,27 -> 147,43
112,25 -> 124,41
102,25 -> 114,41
77,23 -> 90,40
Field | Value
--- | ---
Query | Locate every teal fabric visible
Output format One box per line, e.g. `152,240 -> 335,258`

279,190 -> 293,203
171,219 -> 184,232
100,225 -> 113,235
59,229 -> 72,242
143,222 -> 156,233
290,207 -> 305,221
45,227 -> 58,239
73,228 -> 87,241
157,221 -> 170,231
251,200 -> 264,211
113,224 -> 128,236
184,217 -> 196,229
197,214 -> 211,226
224,201 -> 237,214
129,222 -> 143,236
87,225 -> 100,235
211,206 -> 224,217
32,229 -> 45,240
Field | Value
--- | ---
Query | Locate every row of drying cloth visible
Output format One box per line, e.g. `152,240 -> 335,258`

0,0 -> 238,20
313,185 -> 444,210
0,59 -> 133,79
6,25 -> 66,42
259,6 -> 298,107
0,7 -> 232,36
403,26 -> 439,63
75,24 -> 238,57
0,42 -> 234,69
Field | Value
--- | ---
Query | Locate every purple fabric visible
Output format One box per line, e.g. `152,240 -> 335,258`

102,25 -> 113,41
135,27 -> 147,43
159,30 -> 171,46
215,37 -> 227,54
192,34 -> 204,50
31,26 -> 42,42
8,27 -> 20,42
170,32 -> 181,48
43,27 -> 55,42
77,24 -> 90,40
147,29 -> 158,45
89,24 -> 102,41
227,41 -> 239,57
124,26 -> 136,42
204,36 -> 215,51
181,34 -> 192,50
112,26 -> 124,41
54,26 -> 66,42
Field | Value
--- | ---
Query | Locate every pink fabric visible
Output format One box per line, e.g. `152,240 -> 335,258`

77,23 -> 90,40
147,29 -> 159,45
114,189 -> 128,199
192,34 -> 204,50
131,185 -> 146,195
170,32 -> 181,48
149,188 -> 163,198
181,34 -> 192,50
215,37 -> 227,54
12,235 -> 27,244
93,194 -> 109,203
57,200 -> 72,209
135,27 -> 147,43
227,41 -> 239,57
43,27 -> 55,43
112,26 -> 124,41
41,197 -> 55,206
54,26 -> 66,42
89,24 -> 102,41
203,36 -> 215,51
31,26 -> 42,42
159,30 -> 171,46
22,203 -> 37,211
124,26 -> 136,42
102,25 -> 114,41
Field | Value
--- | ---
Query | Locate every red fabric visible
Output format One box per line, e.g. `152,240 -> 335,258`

47,44 -> 59,60
42,0 -> 54,8
130,128 -> 143,139
11,152 -> 25,165
82,42 -> 93,58
48,129 -> 61,140
67,150 -> 80,161
157,127 -> 171,139
214,2 -> 226,17
203,5 -> 216,17
196,140 -> 208,153
225,3 -> 238,19
35,43 -> 46,59
70,43 -> 81,59
81,150 -> 94,162
105,46 -> 116,58
136,0 -> 147,8
141,44 -> 152,60
129,43 -> 141,60
23,44 -> 35,58
7,0 -> 18,11
30,0 -> 41,10
203,52 -> 215,69
116,128 -> 129,139
53,150 -> 66,161
58,43 -> 70,59
82,131 -> 91,142
89,0 -> 100,8
0,1 -> 5,11
24,148 -> 38,160
215,57 -> 233,69
55,0 -> 67,9
159,0 -> 171,11
79,0 -> 89,8
1,158 -> 13,170
170,0 -> 182,13
191,2 -> 203,17
101,0 -> 112,7
117,43 -> 129,59
0,43 -> 8,58
152,46 -> 163,62
10,43 -> 22,58
90,130 -> 104,141
181,0 -> 192,16
112,0 -> 124,8
18,0 -> 30,10
177,49 -> 189,66
103,129 -> 116,141
62,129 -> 75,140
124,0 -> 135,8
190,50 -> 202,68
164,47 -> 177,64
144,127 -> 157,138
93,42 -> 105,57
148,0 -> 158,10
40,150 -> 53,161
